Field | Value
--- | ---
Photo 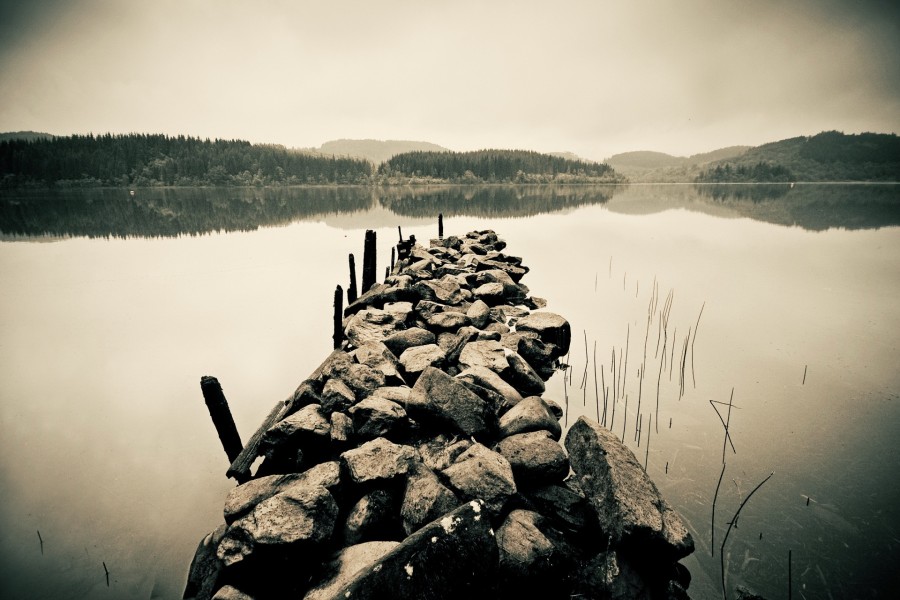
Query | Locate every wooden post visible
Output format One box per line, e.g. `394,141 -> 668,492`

397,226 -> 403,242
362,230 -> 377,293
390,247 -> 395,273
200,376 -> 243,464
347,254 -> 358,304
438,213 -> 443,239
333,285 -> 343,349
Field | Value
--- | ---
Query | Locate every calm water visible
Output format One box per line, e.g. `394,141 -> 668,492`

1,184 -> 898,599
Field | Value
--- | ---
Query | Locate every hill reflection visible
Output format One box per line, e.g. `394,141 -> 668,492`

1,183 -> 897,240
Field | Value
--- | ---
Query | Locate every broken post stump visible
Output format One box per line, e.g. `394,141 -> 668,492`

333,285 -> 344,349
439,213 -> 444,238
200,376 -> 243,465
348,254 -> 358,305
362,230 -> 377,294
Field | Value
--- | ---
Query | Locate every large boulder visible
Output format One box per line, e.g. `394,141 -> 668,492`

466,299 -> 491,329
515,312 -> 571,357
413,276 -> 464,305
342,488 -> 402,545
347,396 -> 408,441
329,500 -> 499,600
353,342 -> 406,386
458,339 -> 510,374
456,366 -> 523,412
565,417 -> 694,562
407,367 -> 497,440
495,509 -> 577,595
398,344 -> 446,383
503,350 -> 546,396
184,524 -> 227,600
442,443 -> 517,515
260,404 -> 331,456
495,430 -> 570,488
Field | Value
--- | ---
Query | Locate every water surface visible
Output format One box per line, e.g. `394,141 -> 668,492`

1,184 -> 898,599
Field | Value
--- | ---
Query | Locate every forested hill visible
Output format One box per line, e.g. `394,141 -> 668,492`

0,133 -> 373,188
696,131 -> 900,182
377,149 -> 623,183
314,139 -> 449,164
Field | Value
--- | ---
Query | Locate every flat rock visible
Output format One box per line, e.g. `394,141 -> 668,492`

496,430 -> 570,488
383,327 -> 436,357
261,404 -> 331,455
321,377 -> 356,412
413,276 -> 464,305
408,367 -> 497,440
345,308 -> 405,347
442,443 -> 517,515
498,395 -> 561,441
398,344 -> 446,383
565,417 -> 694,562
330,500 -> 499,600
458,339 -> 510,374
353,341 -> 405,386
425,310 -> 471,332
416,434 -> 473,472
473,282 -> 506,306
341,437 -> 416,485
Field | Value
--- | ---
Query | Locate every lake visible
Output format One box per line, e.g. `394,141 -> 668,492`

1,183 -> 898,599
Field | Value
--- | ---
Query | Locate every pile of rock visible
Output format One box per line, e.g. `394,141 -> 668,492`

185,230 -> 695,600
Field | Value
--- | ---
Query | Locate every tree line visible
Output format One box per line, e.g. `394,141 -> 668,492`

0,133 -> 373,188
377,149 -> 622,183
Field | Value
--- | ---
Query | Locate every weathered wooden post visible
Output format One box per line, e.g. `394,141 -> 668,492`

397,226 -> 403,242
200,376 -> 243,464
390,247 -> 395,274
347,254 -> 358,304
362,230 -> 377,293
333,284 -> 343,349
438,213 -> 444,239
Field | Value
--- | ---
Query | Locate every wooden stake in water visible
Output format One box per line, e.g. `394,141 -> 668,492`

711,461 -> 726,557
362,230 -> 377,293
802,365 -> 808,385
200,376 -> 244,464
438,213 -> 444,238
347,253 -> 358,304
333,285 -> 343,349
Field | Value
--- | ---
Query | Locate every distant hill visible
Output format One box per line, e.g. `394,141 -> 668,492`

697,132 -> 900,182
548,151 -> 595,163
607,146 -> 749,182
314,139 -> 449,164
0,131 -> 54,142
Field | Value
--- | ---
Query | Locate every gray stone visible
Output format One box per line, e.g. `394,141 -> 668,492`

515,312 -> 571,357
321,377 -> 356,412
503,350 -> 546,396
458,339 -> 510,374
475,259 -> 529,282
413,276 -> 464,305
345,308 -> 405,347
442,443 -> 517,515
498,395 -> 561,441
496,430 -> 570,487
456,366 -> 523,412
383,327 -> 436,357
572,550 -> 652,600
224,461 -> 341,524
369,386 -> 413,405
466,299 -> 491,328
425,310 -> 471,331
261,404 -> 331,455
341,437 -> 416,484
382,301 -> 414,323
416,434 -> 473,472
523,483 -> 596,539
330,412 -> 354,444
353,341 -> 405,386
408,367 -> 497,440
184,524 -> 227,600
211,585 -> 253,600
348,396 -> 408,440
303,541 -> 400,600
329,501 -> 499,600
473,282 -> 506,306
496,509 -> 576,594
343,488 -> 400,545
401,464 -> 460,535
332,363 -> 386,401
398,344 -> 446,383
565,417 -> 694,561
217,485 -> 338,568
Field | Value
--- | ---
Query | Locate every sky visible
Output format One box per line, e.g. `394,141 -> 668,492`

0,0 -> 898,161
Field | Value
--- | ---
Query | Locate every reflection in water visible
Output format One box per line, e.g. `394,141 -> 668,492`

1,183 -> 899,239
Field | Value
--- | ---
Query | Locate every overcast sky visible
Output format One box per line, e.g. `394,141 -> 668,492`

0,0 -> 897,160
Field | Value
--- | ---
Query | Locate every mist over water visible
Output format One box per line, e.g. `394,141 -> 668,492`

1,184 -> 898,599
